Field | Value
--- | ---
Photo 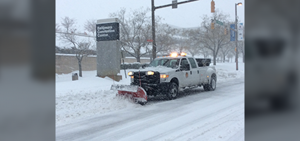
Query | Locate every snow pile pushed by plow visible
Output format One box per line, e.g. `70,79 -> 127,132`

56,70 -> 141,126
56,63 -> 244,127
56,90 -> 140,126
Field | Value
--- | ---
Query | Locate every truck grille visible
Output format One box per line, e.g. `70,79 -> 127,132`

133,71 -> 160,85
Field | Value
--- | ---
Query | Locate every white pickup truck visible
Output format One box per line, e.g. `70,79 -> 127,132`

127,53 -> 217,100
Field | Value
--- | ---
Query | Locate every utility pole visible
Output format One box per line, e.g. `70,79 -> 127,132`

151,0 -> 199,60
151,0 -> 156,60
235,3 -> 238,71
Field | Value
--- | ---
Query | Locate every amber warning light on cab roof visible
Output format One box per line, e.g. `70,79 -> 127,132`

170,52 -> 178,57
180,52 -> 187,56
169,52 -> 187,57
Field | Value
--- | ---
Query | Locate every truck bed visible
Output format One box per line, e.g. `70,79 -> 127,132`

195,58 -> 211,67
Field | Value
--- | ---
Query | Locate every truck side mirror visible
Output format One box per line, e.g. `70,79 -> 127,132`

179,65 -> 184,71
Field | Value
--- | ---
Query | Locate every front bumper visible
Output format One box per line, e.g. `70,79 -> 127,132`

131,82 -> 170,96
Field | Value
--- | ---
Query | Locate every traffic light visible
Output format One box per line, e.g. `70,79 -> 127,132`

211,0 -> 215,13
211,22 -> 214,29
172,0 -> 177,9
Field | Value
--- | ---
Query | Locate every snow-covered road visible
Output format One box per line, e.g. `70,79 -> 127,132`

56,77 -> 244,141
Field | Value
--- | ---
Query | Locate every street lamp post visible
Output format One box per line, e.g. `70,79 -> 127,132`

235,2 -> 242,71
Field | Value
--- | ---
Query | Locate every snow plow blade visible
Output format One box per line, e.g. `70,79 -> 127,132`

111,85 -> 147,105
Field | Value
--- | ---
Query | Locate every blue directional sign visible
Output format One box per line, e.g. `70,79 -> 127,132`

230,24 -> 235,41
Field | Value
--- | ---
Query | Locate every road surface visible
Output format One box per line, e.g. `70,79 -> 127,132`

56,78 -> 244,141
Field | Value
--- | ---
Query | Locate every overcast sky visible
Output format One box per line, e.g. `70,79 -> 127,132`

56,0 -> 244,31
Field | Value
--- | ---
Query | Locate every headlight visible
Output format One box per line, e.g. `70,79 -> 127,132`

128,71 -> 133,76
146,71 -> 155,75
160,74 -> 169,78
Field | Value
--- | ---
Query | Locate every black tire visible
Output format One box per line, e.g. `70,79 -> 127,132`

167,82 -> 178,100
134,98 -> 147,105
204,76 -> 216,91
203,84 -> 209,91
138,101 -> 147,105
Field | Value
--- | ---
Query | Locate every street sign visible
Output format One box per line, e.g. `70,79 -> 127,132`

96,22 -> 119,41
230,24 -> 235,41
172,0 -> 177,9
237,23 -> 244,41
216,20 -> 223,25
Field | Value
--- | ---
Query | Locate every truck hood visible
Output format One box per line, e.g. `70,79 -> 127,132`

139,66 -> 176,74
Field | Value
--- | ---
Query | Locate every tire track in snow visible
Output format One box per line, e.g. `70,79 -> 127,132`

141,101 -> 244,141
172,106 -> 244,141
77,91 -> 243,141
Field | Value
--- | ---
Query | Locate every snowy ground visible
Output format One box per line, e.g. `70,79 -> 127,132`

56,63 -> 244,141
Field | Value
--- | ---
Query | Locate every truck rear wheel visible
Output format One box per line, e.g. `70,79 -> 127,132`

167,82 -> 178,100
204,76 -> 216,91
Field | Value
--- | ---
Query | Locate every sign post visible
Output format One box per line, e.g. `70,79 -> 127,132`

96,18 -> 122,81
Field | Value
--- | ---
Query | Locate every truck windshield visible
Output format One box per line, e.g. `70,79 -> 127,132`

148,58 -> 180,69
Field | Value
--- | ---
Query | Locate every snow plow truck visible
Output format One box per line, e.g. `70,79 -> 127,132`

111,52 -> 217,105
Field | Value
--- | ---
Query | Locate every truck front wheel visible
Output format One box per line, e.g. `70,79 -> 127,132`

167,82 -> 178,100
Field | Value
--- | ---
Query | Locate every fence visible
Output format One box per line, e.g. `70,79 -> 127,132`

56,54 -> 151,74
120,63 -> 149,70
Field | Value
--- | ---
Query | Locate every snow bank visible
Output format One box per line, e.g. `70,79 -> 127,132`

215,63 -> 244,83
56,63 -> 244,126
56,90 -> 141,126
56,69 -> 140,126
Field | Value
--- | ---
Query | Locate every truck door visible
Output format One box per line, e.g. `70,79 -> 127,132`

179,58 -> 190,87
188,58 -> 200,85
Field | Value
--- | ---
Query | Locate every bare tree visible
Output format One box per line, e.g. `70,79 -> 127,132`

186,28 -> 211,58
227,51 -> 234,62
220,42 -> 233,62
183,28 -> 203,57
173,37 -> 188,53
110,8 -> 152,62
156,23 -> 177,55
59,16 -> 91,77
185,41 -> 201,57
56,23 -> 60,32
84,19 -> 97,36
201,47 -> 211,58
199,12 -> 231,65
238,41 -> 245,63
229,41 -> 244,63
167,28 -> 190,54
